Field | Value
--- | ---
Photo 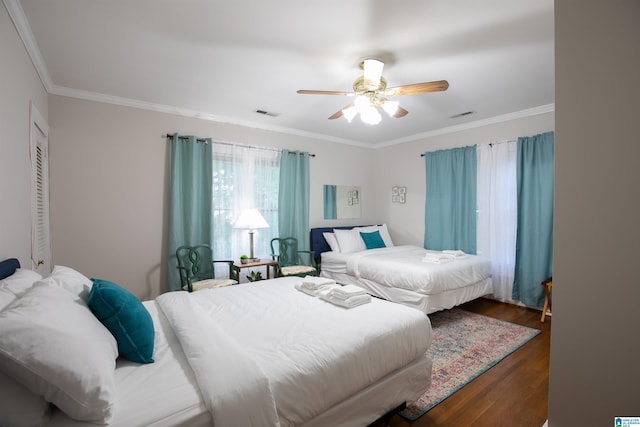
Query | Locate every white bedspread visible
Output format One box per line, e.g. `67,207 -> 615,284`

345,245 -> 491,294
157,292 -> 280,427
157,276 -> 432,427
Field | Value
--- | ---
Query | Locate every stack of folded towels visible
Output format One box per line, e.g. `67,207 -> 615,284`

294,276 -> 371,308
317,284 -> 371,309
422,250 -> 466,264
443,250 -> 466,258
294,276 -> 337,296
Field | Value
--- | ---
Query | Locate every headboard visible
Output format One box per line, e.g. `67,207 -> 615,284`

0,258 -> 20,280
310,226 -> 374,264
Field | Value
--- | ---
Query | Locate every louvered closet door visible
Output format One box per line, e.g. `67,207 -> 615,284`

30,103 -> 51,275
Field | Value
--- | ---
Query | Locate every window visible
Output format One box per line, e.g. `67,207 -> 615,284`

211,143 -> 280,260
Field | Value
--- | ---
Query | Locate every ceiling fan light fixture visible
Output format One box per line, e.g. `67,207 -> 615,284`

360,105 -> 382,125
342,106 -> 358,122
363,58 -> 384,89
381,100 -> 399,117
354,95 -> 370,110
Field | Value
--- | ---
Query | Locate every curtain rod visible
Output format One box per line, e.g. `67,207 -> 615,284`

419,139 -> 517,157
164,134 -> 315,157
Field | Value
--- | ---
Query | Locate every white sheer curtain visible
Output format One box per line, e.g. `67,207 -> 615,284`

477,140 -> 518,302
211,143 -> 280,262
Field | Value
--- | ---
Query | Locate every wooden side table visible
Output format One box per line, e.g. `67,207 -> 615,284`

233,259 -> 279,280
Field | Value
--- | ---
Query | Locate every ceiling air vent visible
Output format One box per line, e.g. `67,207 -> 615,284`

255,109 -> 279,117
450,111 -> 475,119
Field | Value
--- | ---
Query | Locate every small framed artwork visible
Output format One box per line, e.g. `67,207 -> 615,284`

353,197 -> 359,204
392,186 -> 406,203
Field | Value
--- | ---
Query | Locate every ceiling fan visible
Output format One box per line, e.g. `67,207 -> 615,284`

297,58 -> 449,125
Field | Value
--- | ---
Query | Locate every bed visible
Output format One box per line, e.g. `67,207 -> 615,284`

0,258 -> 433,427
311,225 -> 493,314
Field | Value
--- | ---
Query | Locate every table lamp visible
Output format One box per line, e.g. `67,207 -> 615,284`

232,209 -> 269,261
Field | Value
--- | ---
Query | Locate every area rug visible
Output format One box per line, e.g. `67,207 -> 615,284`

400,308 -> 541,420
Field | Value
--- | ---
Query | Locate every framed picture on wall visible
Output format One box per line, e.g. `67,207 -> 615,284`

399,186 -> 406,195
392,186 -> 399,196
399,194 -> 406,203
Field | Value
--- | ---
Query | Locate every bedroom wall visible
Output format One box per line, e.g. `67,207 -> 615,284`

47,95 -> 376,299
371,112 -> 555,246
549,0 -> 640,425
0,4 -> 48,267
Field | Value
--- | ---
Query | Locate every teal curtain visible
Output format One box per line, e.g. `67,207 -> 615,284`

512,131 -> 554,307
424,146 -> 477,254
323,185 -> 337,219
278,150 -> 310,249
168,134 -> 213,291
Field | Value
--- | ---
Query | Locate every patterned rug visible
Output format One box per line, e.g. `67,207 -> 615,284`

400,308 -> 541,420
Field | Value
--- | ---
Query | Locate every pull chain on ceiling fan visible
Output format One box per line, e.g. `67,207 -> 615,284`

297,58 -> 449,125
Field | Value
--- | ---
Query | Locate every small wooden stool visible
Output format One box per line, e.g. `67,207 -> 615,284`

540,276 -> 553,322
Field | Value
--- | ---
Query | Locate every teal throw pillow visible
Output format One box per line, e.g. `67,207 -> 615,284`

88,278 -> 154,364
360,230 -> 386,249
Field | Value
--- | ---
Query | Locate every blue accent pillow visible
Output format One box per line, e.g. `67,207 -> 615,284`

88,278 -> 154,364
360,230 -> 386,249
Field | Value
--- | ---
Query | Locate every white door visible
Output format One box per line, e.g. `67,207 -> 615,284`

30,102 -> 51,275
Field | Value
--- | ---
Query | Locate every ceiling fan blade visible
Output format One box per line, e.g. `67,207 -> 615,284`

385,80 -> 449,97
393,106 -> 409,118
328,102 -> 355,120
297,89 -> 353,96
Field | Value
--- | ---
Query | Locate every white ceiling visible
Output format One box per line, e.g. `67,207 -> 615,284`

11,0 -> 554,148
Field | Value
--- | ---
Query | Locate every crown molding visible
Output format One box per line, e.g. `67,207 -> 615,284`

49,84 -> 371,148
3,0 -> 53,91
372,103 -> 556,149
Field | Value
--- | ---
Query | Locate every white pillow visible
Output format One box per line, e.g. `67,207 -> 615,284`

0,268 -> 43,298
0,282 -> 118,423
0,370 -> 51,427
36,265 -> 93,301
323,232 -> 341,252
333,228 -> 366,253
355,224 -> 394,247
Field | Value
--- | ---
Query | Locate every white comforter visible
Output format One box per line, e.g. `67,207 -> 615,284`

156,276 -> 432,427
345,245 -> 491,294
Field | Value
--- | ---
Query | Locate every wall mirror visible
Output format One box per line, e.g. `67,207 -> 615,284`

323,185 -> 361,219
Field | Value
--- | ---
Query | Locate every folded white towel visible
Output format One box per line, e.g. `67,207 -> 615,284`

318,292 -> 371,308
422,252 -> 455,264
327,284 -> 367,300
301,276 -> 336,289
294,282 -> 318,296
293,282 -> 340,297
443,250 -> 466,257
295,282 -> 336,296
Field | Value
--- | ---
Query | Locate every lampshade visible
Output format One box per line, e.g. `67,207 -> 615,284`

342,105 -> 358,122
360,104 -> 382,125
381,100 -> 399,117
343,95 -> 396,125
232,209 -> 269,230
363,58 -> 384,89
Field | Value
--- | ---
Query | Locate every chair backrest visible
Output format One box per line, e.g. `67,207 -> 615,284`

270,237 -> 302,268
176,244 -> 215,285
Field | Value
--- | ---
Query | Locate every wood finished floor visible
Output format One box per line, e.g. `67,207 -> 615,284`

387,298 -> 551,427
